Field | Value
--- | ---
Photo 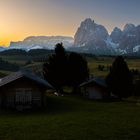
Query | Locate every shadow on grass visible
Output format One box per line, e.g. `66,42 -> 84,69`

0,95 -> 132,116
0,95 -> 82,115
46,95 -> 82,114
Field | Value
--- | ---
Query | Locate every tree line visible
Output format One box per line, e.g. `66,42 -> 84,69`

0,58 -> 19,72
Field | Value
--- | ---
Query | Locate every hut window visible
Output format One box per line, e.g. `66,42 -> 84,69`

15,88 -> 32,104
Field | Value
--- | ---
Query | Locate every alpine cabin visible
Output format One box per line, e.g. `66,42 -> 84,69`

0,71 -> 53,110
80,77 -> 109,100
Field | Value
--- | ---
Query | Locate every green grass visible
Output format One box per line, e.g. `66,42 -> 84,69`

88,58 -> 140,77
88,59 -> 112,77
24,62 -> 43,70
0,55 -> 31,66
0,96 -> 140,140
1,55 -> 140,78
0,70 -> 12,78
127,59 -> 140,70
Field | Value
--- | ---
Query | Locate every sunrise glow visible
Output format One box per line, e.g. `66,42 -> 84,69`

0,0 -> 140,46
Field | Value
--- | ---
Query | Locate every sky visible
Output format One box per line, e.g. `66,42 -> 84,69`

0,0 -> 140,46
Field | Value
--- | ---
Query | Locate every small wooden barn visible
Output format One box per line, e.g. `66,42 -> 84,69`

80,77 -> 109,99
0,71 -> 53,110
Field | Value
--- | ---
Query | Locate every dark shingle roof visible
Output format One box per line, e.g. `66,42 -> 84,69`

80,77 -> 107,88
0,71 -> 53,89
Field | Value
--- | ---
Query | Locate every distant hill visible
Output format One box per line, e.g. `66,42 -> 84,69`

0,47 -> 7,52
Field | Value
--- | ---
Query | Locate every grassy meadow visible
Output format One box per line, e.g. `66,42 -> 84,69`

87,57 -> 140,77
0,96 -> 140,140
0,53 -> 140,78
0,53 -> 140,139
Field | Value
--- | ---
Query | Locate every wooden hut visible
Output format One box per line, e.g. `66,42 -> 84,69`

0,71 -> 53,110
80,77 -> 109,99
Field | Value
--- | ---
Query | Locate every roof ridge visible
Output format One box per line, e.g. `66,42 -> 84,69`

0,71 -> 53,89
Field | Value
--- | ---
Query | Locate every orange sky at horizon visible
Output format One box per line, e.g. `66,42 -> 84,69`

1,0 -> 140,47
0,32 -> 75,47
0,0 -> 77,47
0,27 -> 76,47
0,0 -> 116,47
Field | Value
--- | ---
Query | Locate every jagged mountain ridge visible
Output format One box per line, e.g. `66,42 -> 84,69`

73,18 -> 140,55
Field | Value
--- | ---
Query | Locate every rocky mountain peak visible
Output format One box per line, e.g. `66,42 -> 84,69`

79,18 -> 95,32
74,18 -> 109,46
113,27 -> 122,33
123,23 -> 136,33
73,19 -> 140,55
81,18 -> 94,25
110,27 -> 122,43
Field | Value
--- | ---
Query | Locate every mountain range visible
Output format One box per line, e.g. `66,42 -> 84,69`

1,18 -> 140,55
72,18 -> 140,55
9,36 -> 74,51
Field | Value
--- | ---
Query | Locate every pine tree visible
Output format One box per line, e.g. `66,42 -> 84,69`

106,56 -> 133,99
